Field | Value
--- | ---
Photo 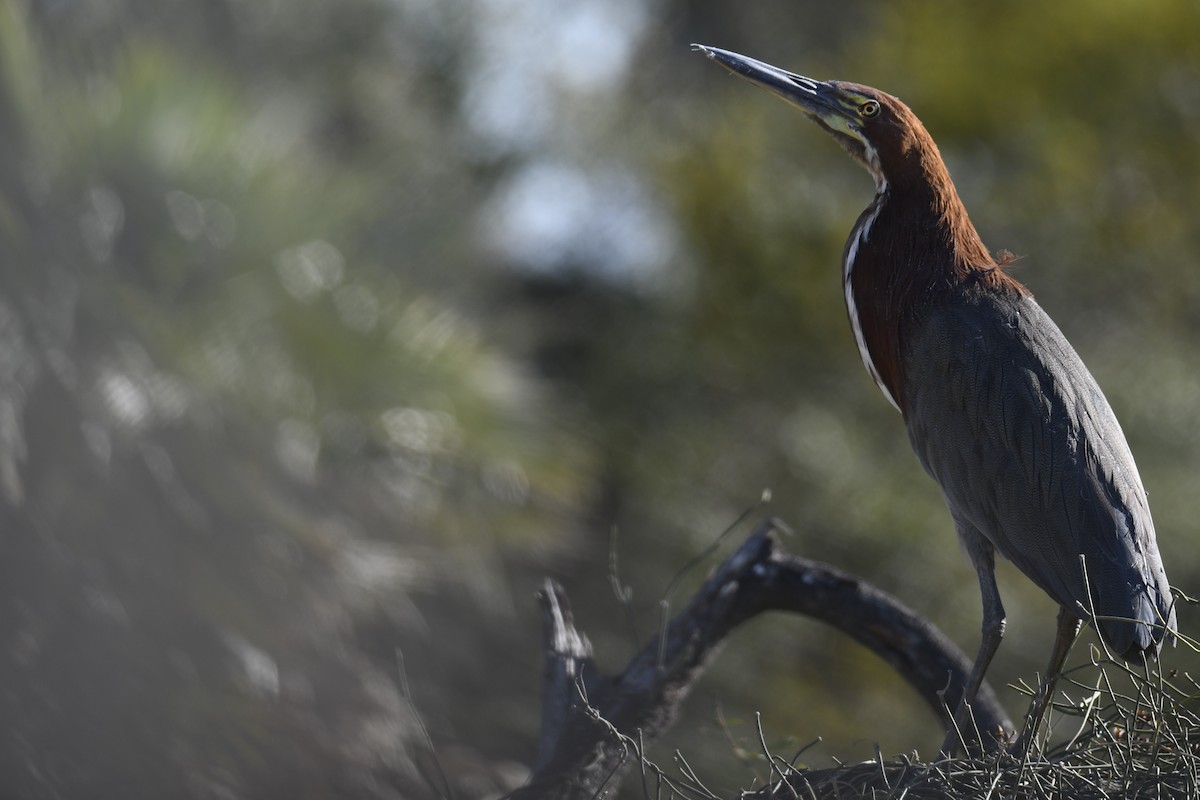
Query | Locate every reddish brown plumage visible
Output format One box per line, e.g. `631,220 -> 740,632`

839,85 -> 1028,414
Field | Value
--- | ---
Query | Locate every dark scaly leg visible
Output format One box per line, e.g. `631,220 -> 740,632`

1012,606 -> 1081,755
941,525 -> 1006,758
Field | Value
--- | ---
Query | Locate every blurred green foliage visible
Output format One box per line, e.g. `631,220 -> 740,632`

0,0 -> 1198,797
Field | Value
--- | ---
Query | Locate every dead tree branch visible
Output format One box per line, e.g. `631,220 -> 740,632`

506,519 -> 1012,800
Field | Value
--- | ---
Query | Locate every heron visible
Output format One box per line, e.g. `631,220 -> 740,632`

694,43 -> 1175,754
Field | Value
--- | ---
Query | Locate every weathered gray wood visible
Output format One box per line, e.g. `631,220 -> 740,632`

507,519 -> 1012,800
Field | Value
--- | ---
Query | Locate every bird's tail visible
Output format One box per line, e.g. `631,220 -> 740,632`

1090,558 -> 1176,664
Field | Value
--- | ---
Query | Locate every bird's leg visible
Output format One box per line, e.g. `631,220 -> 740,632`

940,529 -> 1006,758
1012,606 -> 1081,756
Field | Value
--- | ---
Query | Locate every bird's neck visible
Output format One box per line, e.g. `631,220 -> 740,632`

903,154 -> 995,272
880,141 -> 996,269
844,158 -> 1021,414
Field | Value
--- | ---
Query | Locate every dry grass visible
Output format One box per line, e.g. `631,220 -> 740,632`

633,647 -> 1200,800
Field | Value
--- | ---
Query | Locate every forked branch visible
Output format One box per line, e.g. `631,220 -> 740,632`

507,519 -> 1012,800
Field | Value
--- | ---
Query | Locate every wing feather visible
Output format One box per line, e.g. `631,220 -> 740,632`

902,287 -> 1174,659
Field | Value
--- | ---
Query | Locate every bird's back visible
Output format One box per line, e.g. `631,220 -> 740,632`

902,282 -> 1175,660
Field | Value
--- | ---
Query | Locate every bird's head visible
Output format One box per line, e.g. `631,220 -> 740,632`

693,44 -> 937,194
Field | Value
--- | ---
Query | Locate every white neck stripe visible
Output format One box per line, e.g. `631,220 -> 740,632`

844,189 -> 900,412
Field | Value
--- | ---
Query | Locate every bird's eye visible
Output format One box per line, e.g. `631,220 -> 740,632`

859,100 -> 880,118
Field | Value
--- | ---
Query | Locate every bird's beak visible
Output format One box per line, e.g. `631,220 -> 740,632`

692,44 -> 851,126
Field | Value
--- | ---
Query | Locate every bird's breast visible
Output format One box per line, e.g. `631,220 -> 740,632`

843,194 -> 903,412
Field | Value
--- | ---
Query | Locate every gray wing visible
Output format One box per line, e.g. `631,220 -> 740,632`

902,288 -> 1174,659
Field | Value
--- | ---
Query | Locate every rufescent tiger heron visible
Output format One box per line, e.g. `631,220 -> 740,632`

694,44 -> 1176,754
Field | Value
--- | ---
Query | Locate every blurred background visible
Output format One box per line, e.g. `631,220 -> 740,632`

1,0 -> 1198,797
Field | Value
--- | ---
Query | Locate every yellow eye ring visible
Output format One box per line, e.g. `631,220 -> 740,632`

860,100 -> 880,118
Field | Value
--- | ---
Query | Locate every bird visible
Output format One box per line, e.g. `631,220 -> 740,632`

693,43 -> 1176,754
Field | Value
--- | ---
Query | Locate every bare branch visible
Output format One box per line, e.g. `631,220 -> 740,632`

507,519 -> 1013,800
